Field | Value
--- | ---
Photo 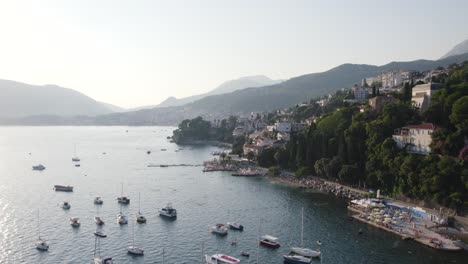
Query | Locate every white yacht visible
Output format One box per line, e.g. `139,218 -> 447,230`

70,217 -> 81,227
205,254 -> 240,264
290,208 -> 320,258
94,197 -> 104,205
209,224 -> 229,236
159,203 -> 177,218
61,201 -> 71,210
227,222 -> 244,231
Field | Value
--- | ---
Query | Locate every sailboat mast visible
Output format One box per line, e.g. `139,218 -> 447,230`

37,210 -> 40,238
139,192 -> 141,212
301,207 -> 304,248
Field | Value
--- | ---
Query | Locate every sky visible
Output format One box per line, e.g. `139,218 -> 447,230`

0,0 -> 467,108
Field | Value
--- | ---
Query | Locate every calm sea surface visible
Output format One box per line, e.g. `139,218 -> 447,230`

0,126 -> 466,264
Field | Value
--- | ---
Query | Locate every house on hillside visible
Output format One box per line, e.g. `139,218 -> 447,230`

412,82 -> 444,111
392,123 -> 435,155
368,95 -> 398,112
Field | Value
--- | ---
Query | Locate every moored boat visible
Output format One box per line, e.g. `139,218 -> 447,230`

159,203 -> 177,218
54,185 -> 73,192
70,217 -> 80,227
290,208 -> 320,258
283,254 -> 312,264
32,164 -> 46,171
205,254 -> 240,264
35,238 -> 49,251
94,257 -> 113,264
210,224 -> 229,236
117,213 -> 128,225
95,216 -> 104,225
94,197 -> 104,205
259,235 -> 280,248
127,222 -> 144,256
227,222 -> 244,231
94,231 -> 107,238
117,183 -> 130,204
61,201 -> 71,209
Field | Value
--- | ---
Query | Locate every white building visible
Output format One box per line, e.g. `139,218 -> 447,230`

412,82 -> 444,110
352,86 -> 369,101
392,123 -> 435,155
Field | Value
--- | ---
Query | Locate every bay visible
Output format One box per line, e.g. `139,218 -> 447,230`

0,126 -> 466,263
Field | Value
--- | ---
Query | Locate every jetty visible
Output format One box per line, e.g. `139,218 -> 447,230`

147,164 -> 202,168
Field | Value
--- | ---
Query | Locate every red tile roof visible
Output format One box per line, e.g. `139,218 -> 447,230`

403,123 -> 435,130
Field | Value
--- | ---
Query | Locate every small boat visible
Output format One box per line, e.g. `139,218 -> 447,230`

70,217 -> 81,227
94,257 -> 113,264
240,251 -> 249,257
259,235 -> 280,248
290,208 -> 320,258
94,197 -> 104,205
283,254 -> 312,264
54,185 -> 73,192
205,254 -> 240,264
210,224 -> 229,236
35,210 -> 49,251
75,164 -> 81,167
117,183 -> 130,204
146,150 -> 151,154
95,216 -> 104,225
72,157 -> 80,162
136,193 -> 146,223
227,222 -> 244,231
117,213 -> 128,225
35,238 -> 49,251
159,203 -> 177,218
32,164 -> 46,171
127,222 -> 144,256
61,201 -> 71,209
94,231 -> 107,238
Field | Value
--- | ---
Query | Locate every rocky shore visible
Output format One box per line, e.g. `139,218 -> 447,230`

272,174 -> 367,200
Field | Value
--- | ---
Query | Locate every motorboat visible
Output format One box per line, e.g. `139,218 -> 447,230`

94,197 -> 104,205
95,216 -> 105,225
283,254 -> 312,264
159,203 -> 177,218
70,217 -> 80,227
35,238 -> 49,251
259,235 -> 280,248
146,150 -> 151,154
32,164 -> 46,171
117,183 -> 130,204
94,231 -> 107,238
72,157 -> 80,162
210,224 -> 229,236
290,208 -> 320,258
240,251 -> 250,257
54,185 -> 73,192
205,254 -> 240,264
117,213 -> 128,225
227,222 -> 244,231
75,164 -> 81,167
61,201 -> 71,209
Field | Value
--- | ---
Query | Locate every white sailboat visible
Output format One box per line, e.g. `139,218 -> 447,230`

127,221 -> 144,255
136,193 -> 146,223
72,144 -> 80,162
35,210 -> 49,251
290,208 -> 320,258
117,204 -> 128,225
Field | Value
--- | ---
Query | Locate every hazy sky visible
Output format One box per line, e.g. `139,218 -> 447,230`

0,0 -> 467,108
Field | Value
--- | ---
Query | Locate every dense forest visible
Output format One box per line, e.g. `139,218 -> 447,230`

260,62 -> 468,210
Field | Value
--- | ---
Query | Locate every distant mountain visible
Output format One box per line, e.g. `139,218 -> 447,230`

0,80 -> 119,117
441,38 -> 468,59
155,75 -> 281,108
3,52 -> 468,126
